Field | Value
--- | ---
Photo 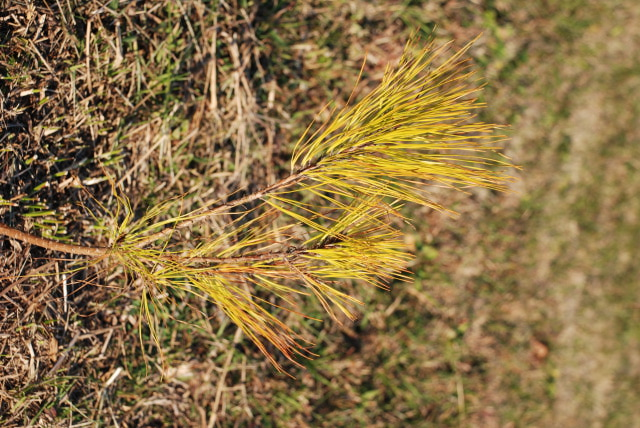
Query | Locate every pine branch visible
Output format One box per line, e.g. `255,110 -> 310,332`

0,36 -> 517,372
134,166 -> 315,247
0,222 -> 109,257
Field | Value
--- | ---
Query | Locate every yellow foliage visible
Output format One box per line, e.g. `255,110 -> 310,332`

104,36 -> 515,372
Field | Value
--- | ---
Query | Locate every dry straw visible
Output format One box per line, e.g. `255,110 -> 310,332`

0,36 -> 515,371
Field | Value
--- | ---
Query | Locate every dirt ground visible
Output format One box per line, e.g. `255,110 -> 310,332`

495,1 -> 640,425
1,0 -> 639,426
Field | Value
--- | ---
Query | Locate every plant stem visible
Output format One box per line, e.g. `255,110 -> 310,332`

168,247 -> 307,264
0,218 -> 312,267
135,166 -> 313,247
0,222 -> 109,257
0,167 -> 313,258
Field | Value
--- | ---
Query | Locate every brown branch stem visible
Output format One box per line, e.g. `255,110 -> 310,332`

0,219 -> 312,267
0,222 -> 109,257
165,246 -> 308,265
0,166 -> 315,258
135,166 -> 314,247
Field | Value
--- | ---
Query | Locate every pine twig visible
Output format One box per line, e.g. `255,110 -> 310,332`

134,166 -> 313,247
0,222 -> 109,257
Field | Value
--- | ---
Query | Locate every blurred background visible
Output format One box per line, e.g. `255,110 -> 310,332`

1,0 -> 638,426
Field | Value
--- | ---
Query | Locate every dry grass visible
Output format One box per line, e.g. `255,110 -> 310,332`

1,1 -> 287,424
2,0 -> 640,427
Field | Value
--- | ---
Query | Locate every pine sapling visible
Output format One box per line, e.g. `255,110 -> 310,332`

0,36 -> 515,371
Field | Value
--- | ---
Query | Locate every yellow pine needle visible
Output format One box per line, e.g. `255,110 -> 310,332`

292,36 -> 514,210
188,273 -> 314,371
